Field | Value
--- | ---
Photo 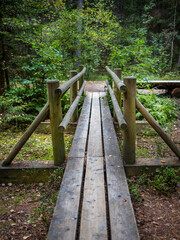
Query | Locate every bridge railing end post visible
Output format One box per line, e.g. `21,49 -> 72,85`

123,76 -> 136,164
47,80 -> 65,166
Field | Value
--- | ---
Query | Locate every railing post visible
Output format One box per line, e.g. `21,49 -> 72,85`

79,65 -> 84,90
123,76 -> 136,164
70,70 -> 78,122
47,80 -> 65,166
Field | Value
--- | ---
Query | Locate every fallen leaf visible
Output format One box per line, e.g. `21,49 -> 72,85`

122,199 -> 127,202
139,213 -> 144,218
23,236 -> 31,240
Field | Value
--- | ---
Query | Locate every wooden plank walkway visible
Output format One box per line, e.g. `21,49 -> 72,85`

47,92 -> 139,240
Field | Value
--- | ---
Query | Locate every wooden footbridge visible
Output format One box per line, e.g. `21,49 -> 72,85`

1,66 -> 180,240
47,91 -> 139,240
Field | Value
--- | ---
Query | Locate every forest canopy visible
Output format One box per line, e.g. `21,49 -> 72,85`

0,0 -> 179,129
0,0 -> 179,94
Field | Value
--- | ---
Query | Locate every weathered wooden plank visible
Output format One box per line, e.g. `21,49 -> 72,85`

47,157 -> 84,240
100,96 -> 140,240
68,93 -> 91,158
100,96 -> 121,158
87,92 -> 103,157
80,157 -> 107,240
105,156 -> 139,240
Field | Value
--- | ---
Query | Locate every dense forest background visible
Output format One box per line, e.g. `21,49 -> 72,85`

0,0 -> 179,128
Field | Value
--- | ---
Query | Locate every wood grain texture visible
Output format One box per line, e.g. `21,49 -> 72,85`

100,96 -> 121,158
101,96 -> 140,240
47,80 -> 65,166
68,93 -> 91,158
105,156 -> 139,240
47,157 -> 84,240
80,157 -> 107,240
87,92 -> 103,157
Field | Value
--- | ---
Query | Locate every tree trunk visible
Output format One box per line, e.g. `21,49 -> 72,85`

0,3 -> 5,95
170,0 -> 177,71
74,0 -> 83,68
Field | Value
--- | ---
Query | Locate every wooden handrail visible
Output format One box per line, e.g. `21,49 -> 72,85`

106,80 -> 127,130
59,81 -> 86,132
105,66 -> 127,93
136,98 -> 180,159
56,67 -> 86,96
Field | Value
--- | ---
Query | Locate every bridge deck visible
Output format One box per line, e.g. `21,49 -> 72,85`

47,92 -> 139,240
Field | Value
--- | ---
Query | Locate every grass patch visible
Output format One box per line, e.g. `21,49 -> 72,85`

0,130 -> 73,163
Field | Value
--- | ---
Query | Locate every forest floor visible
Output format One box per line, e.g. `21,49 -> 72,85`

0,84 -> 180,240
0,178 -> 180,240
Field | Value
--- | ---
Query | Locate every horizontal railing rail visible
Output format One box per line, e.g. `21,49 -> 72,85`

106,80 -> 127,130
105,66 -> 127,93
136,98 -> 180,159
59,81 -> 86,132
55,67 -> 86,96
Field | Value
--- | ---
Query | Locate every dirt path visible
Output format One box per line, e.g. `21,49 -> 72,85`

84,81 -> 106,92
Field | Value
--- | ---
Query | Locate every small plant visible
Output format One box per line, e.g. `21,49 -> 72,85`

149,167 -> 180,194
136,93 -> 178,128
137,167 -> 180,194
128,179 -> 141,202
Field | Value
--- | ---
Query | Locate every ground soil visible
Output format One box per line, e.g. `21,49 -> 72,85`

0,184 -> 51,240
132,186 -> 180,240
0,183 -> 180,240
84,81 -> 106,92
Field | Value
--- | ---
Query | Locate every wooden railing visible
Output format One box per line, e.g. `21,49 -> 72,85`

105,66 -> 180,162
2,65 -> 86,166
47,66 -> 86,165
106,66 -> 136,164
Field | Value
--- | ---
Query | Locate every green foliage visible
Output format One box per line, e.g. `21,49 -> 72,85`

0,87 -> 46,129
128,167 -> 180,201
138,167 -> 180,194
128,179 -> 141,202
150,167 -> 180,193
109,27 -> 171,79
105,90 -> 113,115
136,93 -> 177,127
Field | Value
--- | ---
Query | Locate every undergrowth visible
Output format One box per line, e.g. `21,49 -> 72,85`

106,89 -> 178,128
128,167 -> 180,202
136,93 -> 178,128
